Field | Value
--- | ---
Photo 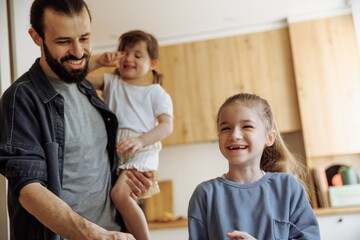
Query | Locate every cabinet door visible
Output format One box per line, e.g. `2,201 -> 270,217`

289,14 -> 360,158
317,213 -> 360,240
159,28 -> 300,145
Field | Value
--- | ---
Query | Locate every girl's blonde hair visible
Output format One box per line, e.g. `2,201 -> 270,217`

115,30 -> 163,85
217,93 -> 310,196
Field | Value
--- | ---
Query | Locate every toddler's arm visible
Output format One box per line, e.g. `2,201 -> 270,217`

87,52 -> 122,90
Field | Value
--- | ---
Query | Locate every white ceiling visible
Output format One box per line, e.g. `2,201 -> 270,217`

86,0 -> 351,53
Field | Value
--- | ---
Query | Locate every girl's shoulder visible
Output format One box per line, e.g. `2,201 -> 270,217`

271,171 -> 294,178
194,178 -> 222,191
270,172 -> 299,182
269,172 -> 304,191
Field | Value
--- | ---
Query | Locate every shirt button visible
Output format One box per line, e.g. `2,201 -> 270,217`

107,118 -> 111,121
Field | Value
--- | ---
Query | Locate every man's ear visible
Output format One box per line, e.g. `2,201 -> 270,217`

150,59 -> 158,70
28,28 -> 42,46
266,130 -> 276,147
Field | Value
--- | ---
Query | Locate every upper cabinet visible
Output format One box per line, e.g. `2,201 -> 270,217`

159,28 -> 301,145
289,14 -> 360,159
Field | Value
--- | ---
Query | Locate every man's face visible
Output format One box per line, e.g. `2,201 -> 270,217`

40,8 -> 92,83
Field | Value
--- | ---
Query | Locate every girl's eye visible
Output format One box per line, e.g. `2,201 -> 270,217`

243,125 -> 254,129
220,127 -> 231,131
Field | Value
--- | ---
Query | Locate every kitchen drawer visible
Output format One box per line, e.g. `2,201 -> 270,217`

317,213 -> 360,240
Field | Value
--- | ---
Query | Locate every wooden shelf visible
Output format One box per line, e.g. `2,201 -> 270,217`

148,218 -> 187,230
314,206 -> 360,216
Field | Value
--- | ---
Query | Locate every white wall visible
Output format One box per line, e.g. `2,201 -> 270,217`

158,142 -> 228,216
10,0 -> 39,79
0,0 -> 11,239
0,0 -> 11,93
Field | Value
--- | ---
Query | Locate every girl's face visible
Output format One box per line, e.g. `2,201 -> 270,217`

217,103 -> 275,167
118,41 -> 157,83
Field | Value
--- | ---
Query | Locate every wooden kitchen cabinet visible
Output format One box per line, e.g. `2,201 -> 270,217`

289,14 -> 360,160
159,28 -> 301,145
90,28 -> 301,146
289,14 -> 360,211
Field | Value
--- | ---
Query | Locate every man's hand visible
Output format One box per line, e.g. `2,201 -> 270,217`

102,231 -> 135,240
125,169 -> 152,200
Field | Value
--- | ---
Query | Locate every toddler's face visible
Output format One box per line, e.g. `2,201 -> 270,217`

118,41 -> 153,81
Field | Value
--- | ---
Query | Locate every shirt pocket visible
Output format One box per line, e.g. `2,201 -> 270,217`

273,219 -> 290,240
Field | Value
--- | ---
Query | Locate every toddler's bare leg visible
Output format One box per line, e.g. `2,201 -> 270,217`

111,169 -> 150,240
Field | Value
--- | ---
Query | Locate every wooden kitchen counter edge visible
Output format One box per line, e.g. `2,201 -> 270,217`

147,206 -> 360,230
314,206 -> 360,216
148,218 -> 188,230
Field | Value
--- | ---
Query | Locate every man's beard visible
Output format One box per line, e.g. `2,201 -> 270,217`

44,43 -> 90,84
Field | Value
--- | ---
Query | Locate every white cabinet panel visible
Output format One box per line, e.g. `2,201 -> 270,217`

318,213 -> 360,240
150,228 -> 187,240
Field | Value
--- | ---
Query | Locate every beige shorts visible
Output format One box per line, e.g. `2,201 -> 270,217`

117,128 -> 162,171
117,128 -> 162,198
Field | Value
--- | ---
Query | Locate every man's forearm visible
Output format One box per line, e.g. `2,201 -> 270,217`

19,183 -> 106,240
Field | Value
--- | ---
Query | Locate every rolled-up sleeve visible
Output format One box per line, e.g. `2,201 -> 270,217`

0,83 -> 49,198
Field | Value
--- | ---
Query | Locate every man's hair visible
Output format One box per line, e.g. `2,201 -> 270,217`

30,0 -> 92,39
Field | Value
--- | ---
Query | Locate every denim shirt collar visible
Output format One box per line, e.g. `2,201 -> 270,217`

28,58 -> 94,103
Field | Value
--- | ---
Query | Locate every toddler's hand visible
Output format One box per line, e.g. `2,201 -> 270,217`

96,51 -> 121,67
116,137 -> 144,156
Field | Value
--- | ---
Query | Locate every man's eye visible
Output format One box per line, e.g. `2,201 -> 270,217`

57,40 -> 70,45
80,37 -> 90,42
220,127 -> 231,131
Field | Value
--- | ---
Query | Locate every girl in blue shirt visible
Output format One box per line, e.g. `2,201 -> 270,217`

188,93 -> 320,240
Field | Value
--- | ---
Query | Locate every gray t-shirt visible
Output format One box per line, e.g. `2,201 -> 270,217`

188,172 -> 320,240
49,78 -> 119,231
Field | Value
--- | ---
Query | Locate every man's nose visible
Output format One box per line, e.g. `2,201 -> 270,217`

70,41 -> 84,59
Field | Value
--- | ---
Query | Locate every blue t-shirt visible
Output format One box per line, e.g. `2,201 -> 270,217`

188,172 -> 320,240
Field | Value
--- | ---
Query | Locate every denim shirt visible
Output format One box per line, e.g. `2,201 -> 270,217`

0,59 -> 119,240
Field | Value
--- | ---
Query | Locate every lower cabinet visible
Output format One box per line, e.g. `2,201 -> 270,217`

150,227 -> 188,240
317,213 -> 360,240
